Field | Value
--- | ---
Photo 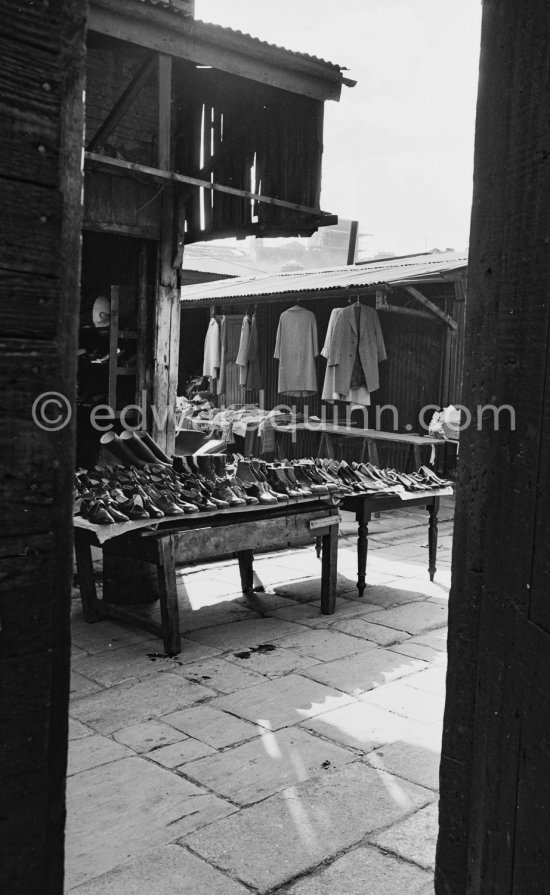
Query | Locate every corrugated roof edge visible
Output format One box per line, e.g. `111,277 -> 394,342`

135,0 -> 346,72
179,252 -> 469,304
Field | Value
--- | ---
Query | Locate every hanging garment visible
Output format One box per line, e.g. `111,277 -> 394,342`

321,307 -> 371,405
246,313 -> 263,391
235,313 -> 263,391
202,317 -> 221,381
274,305 -> 318,396
217,316 -> 227,396
328,303 -> 387,397
235,314 -> 252,387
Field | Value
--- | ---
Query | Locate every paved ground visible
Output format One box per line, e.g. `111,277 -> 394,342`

66,497 -> 454,894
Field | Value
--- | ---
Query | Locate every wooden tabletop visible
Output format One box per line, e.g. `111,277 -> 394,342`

275,421 -> 447,446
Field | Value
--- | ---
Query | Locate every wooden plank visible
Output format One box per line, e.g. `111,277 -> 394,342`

0,270 -> 60,339
171,508 -> 336,563
88,0 -> 344,103
85,152 -> 325,216
86,52 -> 157,151
0,176 -> 61,276
403,285 -> 457,329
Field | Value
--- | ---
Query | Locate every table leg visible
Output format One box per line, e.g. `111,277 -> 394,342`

320,521 -> 338,615
427,497 -> 440,581
156,535 -> 181,656
237,550 -> 265,594
357,510 -> 371,597
74,529 -> 101,622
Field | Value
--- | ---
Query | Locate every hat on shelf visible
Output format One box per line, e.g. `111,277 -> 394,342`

92,296 -> 110,328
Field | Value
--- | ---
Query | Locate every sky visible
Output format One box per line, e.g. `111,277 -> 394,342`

196,0 -> 483,258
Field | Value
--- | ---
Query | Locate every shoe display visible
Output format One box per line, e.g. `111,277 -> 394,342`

73,451 -> 452,527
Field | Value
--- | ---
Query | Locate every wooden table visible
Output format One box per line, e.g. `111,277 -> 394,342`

274,422 -> 446,470
341,489 -> 450,596
74,497 -> 341,656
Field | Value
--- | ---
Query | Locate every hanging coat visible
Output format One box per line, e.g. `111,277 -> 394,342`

202,317 -> 220,379
328,304 -> 386,396
274,305 -> 318,397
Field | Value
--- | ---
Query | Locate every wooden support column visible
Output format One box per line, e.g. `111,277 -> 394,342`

436,1 -> 550,892
152,53 -> 180,454
0,2 -> 87,891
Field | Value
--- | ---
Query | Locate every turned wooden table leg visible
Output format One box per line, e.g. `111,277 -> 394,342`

74,529 -> 101,622
428,497 -> 440,581
320,520 -> 339,615
156,535 -> 181,656
357,508 -> 371,597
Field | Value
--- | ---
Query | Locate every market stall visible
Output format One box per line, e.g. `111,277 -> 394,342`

178,251 -> 467,471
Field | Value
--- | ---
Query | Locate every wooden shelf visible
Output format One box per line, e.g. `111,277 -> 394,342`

115,367 -> 137,376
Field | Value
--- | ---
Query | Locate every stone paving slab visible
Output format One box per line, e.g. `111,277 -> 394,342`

147,738 -> 216,768
369,801 -> 439,871
267,601 -> 331,624
301,700 -> 432,754
183,726 -> 356,807
185,617 -> 310,650
299,648 -> 428,696
65,757 -> 236,890
366,735 -> 442,791
272,575 -> 357,602
407,628 -> 448,652
69,717 -> 94,740
210,673 -> 355,731
284,843 -> 433,895
113,720 -> 187,753
184,762 -> 435,893
226,644 -> 320,678
70,674 -> 216,735
276,626 -> 369,662
329,616 -> 412,647
360,679 -> 445,726
71,645 -> 89,663
162,704 -> 260,749
388,641 -> 448,665
70,616 -> 155,655
404,665 -> 447,698
67,735 -> 134,777
71,639 -> 220,688
71,671 -> 104,700
69,844 -> 251,894
348,584 -> 429,608
160,654 -> 266,693
367,601 -> 448,636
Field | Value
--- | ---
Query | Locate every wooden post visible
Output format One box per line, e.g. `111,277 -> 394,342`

436,1 -> 550,892
0,2 -> 87,891
152,53 -> 180,454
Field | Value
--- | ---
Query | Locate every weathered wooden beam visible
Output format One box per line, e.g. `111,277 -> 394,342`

84,151 -> 325,216
88,0 -> 345,102
402,285 -> 457,329
153,54 -> 179,455
86,52 -> 157,152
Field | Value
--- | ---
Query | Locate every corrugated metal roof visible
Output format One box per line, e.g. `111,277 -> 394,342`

134,0 -> 345,73
179,251 -> 468,304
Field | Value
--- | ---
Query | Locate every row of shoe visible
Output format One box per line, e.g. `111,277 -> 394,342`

229,456 -> 452,497
74,448 -> 452,526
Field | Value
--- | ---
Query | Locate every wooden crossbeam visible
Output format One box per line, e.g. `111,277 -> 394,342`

84,151 -> 325,216
86,53 -> 157,152
402,285 -> 458,329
